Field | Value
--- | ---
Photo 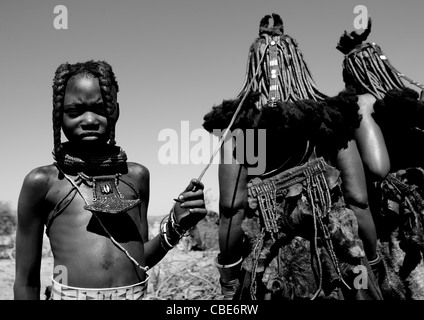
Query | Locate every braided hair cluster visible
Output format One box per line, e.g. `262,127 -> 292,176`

52,60 -> 120,154
337,18 -> 408,99
237,13 -> 327,108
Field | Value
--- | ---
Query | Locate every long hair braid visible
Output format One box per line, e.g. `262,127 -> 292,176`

52,63 -> 72,154
96,61 -> 119,147
51,60 -> 120,154
337,18 -> 423,99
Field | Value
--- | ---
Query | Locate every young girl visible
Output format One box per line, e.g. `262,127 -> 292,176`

14,60 -> 207,300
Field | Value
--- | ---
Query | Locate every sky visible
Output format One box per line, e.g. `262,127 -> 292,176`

0,0 -> 423,217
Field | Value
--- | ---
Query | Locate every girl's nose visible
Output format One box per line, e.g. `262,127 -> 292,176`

81,111 -> 100,129
82,111 -> 99,125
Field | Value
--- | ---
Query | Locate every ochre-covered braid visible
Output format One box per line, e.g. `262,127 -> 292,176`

342,43 -> 405,99
94,61 -> 119,146
52,63 -> 71,154
51,60 -> 120,154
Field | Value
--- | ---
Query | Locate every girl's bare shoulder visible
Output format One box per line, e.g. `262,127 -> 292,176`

23,164 -> 59,189
126,162 -> 150,179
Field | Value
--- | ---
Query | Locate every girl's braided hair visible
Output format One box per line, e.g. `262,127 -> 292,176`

337,18 -> 423,99
52,60 -> 119,154
237,13 -> 327,108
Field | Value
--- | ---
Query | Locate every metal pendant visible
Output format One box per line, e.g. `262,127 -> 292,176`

84,175 -> 140,214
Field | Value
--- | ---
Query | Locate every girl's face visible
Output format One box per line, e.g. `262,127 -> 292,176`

62,75 -> 110,145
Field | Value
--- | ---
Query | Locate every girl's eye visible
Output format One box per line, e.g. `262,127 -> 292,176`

64,110 -> 81,117
64,112 -> 77,117
91,104 -> 109,116
92,106 -> 107,116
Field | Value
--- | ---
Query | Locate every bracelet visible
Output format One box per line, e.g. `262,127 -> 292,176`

159,206 -> 193,251
159,215 -> 184,250
159,234 -> 173,251
169,207 -> 189,238
368,253 -> 380,266
159,217 -> 175,251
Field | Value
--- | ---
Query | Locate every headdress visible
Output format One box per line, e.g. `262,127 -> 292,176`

237,13 -> 326,109
337,18 -> 423,99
